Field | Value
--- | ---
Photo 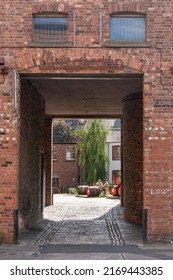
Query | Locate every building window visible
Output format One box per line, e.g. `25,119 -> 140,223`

52,175 -> 59,188
112,145 -> 121,160
33,14 -> 68,43
52,145 -> 57,161
66,146 -> 75,161
110,15 -> 145,42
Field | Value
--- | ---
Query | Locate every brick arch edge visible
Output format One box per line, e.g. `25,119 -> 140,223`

32,2 -> 70,14
14,48 -> 155,74
109,2 -> 148,14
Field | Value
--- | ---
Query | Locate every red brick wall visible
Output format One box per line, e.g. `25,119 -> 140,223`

143,87 -> 173,240
0,0 -> 173,242
123,93 -> 143,225
0,69 -> 18,243
19,80 -> 45,229
53,144 -> 78,193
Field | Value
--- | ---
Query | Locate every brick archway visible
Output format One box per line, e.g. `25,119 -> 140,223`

13,48 -> 157,75
109,2 -> 148,14
31,2 -> 70,14
2,46 -> 161,243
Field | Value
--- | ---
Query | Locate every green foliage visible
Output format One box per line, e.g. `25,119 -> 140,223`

67,187 -> 77,194
75,120 -> 109,185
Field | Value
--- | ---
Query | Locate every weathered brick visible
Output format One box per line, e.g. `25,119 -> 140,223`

53,143 -> 79,193
0,0 -> 173,243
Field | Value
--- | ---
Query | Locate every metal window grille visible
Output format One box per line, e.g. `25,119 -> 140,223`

33,16 -> 68,42
52,176 -> 59,188
110,16 -> 145,42
66,146 -> 75,161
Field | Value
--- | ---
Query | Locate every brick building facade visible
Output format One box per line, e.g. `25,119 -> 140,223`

0,0 -> 173,243
52,119 -> 121,193
53,143 -> 79,193
52,120 -> 79,193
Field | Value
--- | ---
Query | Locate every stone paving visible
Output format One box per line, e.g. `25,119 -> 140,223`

38,194 -> 123,246
0,194 -> 173,260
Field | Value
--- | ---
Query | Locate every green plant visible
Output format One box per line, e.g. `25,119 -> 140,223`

67,187 -> 77,194
75,120 -> 109,184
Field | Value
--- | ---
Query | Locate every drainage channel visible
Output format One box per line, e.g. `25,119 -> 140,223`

36,205 -> 68,246
105,207 -> 125,246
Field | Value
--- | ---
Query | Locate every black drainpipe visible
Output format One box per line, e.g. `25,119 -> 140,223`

14,208 -> 18,244
142,208 -> 148,242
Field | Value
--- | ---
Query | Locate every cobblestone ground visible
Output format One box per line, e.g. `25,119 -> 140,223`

37,194 -> 124,246
1,194 -> 173,260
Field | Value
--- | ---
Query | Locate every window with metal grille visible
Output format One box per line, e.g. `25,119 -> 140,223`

110,15 -> 145,42
112,145 -> 121,161
33,15 -> 68,43
66,146 -> 75,161
52,176 -> 59,188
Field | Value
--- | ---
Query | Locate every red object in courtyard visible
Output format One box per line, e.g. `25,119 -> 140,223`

110,185 -> 121,196
86,186 -> 100,197
117,186 -> 121,196
110,185 -> 117,196
115,176 -> 121,185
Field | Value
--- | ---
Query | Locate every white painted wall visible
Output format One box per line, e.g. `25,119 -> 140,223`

105,128 -> 121,184
107,142 -> 121,183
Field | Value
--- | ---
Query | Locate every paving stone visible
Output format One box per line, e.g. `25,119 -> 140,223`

1,194 -> 173,260
40,194 -> 121,246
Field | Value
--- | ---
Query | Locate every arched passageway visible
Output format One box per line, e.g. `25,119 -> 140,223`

18,72 -> 144,239
1,0 -> 173,245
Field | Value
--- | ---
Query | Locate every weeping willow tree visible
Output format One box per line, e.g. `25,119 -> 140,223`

76,120 -> 109,185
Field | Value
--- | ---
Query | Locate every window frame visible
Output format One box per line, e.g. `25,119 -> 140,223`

112,145 -> 121,161
52,145 -> 57,161
52,175 -> 59,188
66,146 -> 75,161
110,13 -> 146,43
30,13 -> 72,47
106,13 -> 151,48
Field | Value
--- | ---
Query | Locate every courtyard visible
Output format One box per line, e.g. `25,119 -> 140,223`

0,194 -> 173,260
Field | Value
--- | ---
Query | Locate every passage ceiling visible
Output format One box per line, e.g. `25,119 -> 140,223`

21,74 -> 143,118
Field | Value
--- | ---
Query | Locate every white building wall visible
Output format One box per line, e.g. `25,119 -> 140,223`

105,124 -> 121,184
108,142 -> 121,184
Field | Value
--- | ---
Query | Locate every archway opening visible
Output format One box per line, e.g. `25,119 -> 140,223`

19,73 -> 143,243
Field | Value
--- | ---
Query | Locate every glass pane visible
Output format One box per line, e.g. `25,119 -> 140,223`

111,17 -> 145,41
33,17 -> 68,42
66,147 -> 75,160
112,146 -> 121,160
52,177 -> 59,188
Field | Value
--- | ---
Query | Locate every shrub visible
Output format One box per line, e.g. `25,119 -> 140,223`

67,187 -> 77,194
